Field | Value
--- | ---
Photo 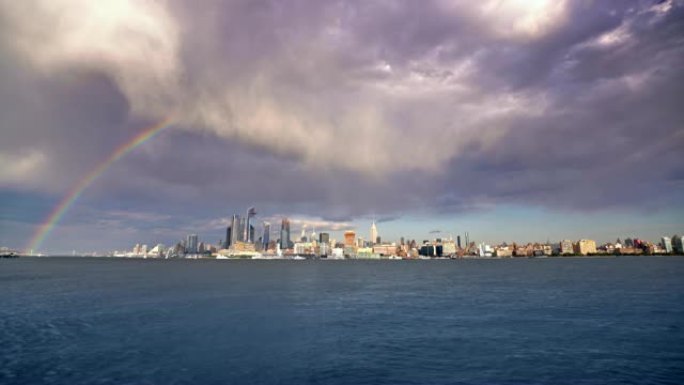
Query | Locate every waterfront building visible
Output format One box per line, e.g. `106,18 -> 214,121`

661,237 -> 673,253
419,244 -> 441,257
262,222 -> 271,250
356,247 -> 376,259
574,239 -> 597,256
372,244 -> 396,256
238,217 -> 246,242
230,214 -> 241,246
343,245 -> 356,257
148,244 -> 165,258
673,235 -> 683,254
299,225 -> 308,242
514,244 -> 532,257
559,239 -> 574,255
230,241 -> 256,252
319,242 -> 330,257
370,221 -> 378,246
457,235 -> 461,249
186,234 -> 199,254
344,231 -> 356,247
477,243 -> 494,257
280,218 -> 291,249
225,226 -> 232,248
442,241 -> 457,255
310,228 -> 317,245
331,248 -> 345,259
319,232 -> 330,245
495,246 -> 513,257
294,242 -> 314,255
245,207 -> 257,243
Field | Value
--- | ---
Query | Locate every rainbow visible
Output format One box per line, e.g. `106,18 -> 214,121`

24,114 -> 176,255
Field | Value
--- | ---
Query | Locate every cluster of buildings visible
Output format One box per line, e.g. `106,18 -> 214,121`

112,207 -> 684,260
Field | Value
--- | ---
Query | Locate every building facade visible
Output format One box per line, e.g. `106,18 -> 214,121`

280,218 -> 291,249
186,234 -> 198,254
661,237 -> 673,253
574,239 -> 597,255
560,239 -> 574,255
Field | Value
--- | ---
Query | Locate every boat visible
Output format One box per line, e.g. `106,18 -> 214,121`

0,247 -> 19,258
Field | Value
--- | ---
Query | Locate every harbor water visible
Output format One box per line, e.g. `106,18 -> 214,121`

1,257 -> 683,384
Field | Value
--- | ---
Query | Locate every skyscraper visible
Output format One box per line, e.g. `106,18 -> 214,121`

457,235 -> 461,249
245,207 -> 257,243
673,235 -> 683,254
662,236 -> 673,253
319,232 -> 330,245
187,234 -> 198,254
230,214 -> 240,246
300,225 -> 307,242
225,226 -> 232,248
262,222 -> 271,250
239,217 -> 246,242
370,220 -> 378,246
280,218 -> 291,249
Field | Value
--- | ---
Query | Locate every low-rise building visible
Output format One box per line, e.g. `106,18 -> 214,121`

574,239 -> 597,256
293,242 -> 314,255
495,246 -> 513,257
356,247 -> 376,259
231,241 -> 256,252
477,243 -> 494,257
330,248 -> 345,259
343,245 -> 356,258
372,244 -> 397,256
673,235 -> 683,254
559,240 -> 574,255
442,241 -> 457,256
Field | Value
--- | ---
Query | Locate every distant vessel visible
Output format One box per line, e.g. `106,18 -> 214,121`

0,247 -> 19,258
251,255 -> 284,260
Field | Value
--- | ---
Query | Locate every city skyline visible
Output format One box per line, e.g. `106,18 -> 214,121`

68,207 -> 684,258
1,1 -> 683,253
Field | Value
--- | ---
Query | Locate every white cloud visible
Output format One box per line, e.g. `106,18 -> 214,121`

0,149 -> 47,187
2,0 -> 181,116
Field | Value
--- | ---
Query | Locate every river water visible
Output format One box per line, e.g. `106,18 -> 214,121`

1,257 -> 682,384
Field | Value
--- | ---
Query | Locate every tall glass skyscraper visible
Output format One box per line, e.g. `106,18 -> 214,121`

280,218 -> 291,249
230,214 -> 240,246
262,222 -> 271,250
186,234 -> 198,254
245,207 -> 257,243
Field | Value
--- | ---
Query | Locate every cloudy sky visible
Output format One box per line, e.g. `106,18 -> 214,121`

1,0 -> 683,253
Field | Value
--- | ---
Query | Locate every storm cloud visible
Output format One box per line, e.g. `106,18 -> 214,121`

1,0 -> 682,251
